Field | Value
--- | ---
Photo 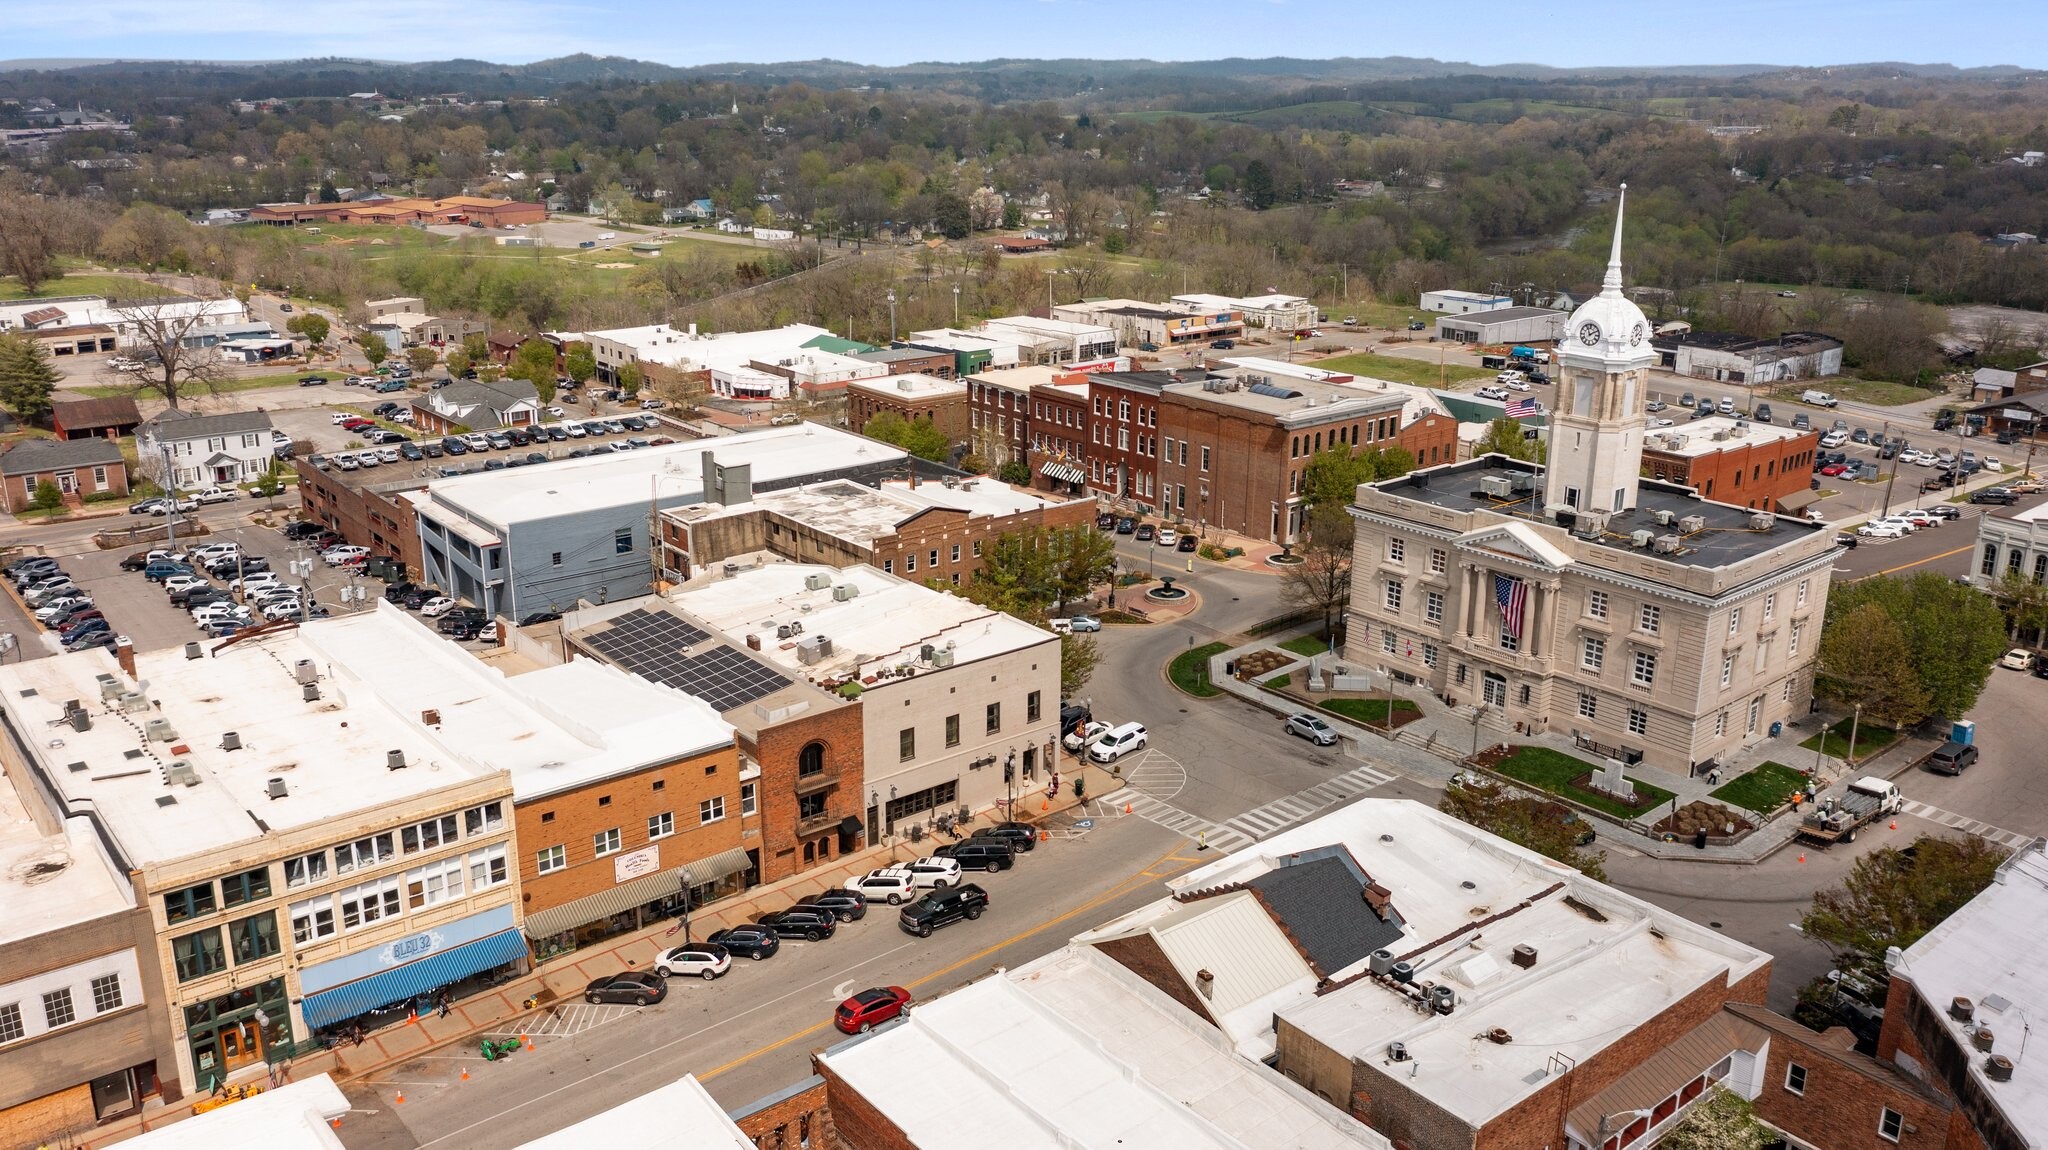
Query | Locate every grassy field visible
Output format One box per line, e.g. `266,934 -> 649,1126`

1710,761 -> 1809,813
1168,641 -> 1230,697
1320,698 -> 1421,726
71,371 -> 309,399
1280,634 -> 1332,658
1491,746 -> 1678,821
1312,351 -> 1491,388
0,273 -> 188,302
1798,719 -> 1899,761
1811,378 -> 1937,407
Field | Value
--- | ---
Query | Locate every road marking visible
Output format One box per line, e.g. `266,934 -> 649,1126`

1858,543 -> 1974,580
1898,799 -> 2036,850
1216,763 -> 1396,841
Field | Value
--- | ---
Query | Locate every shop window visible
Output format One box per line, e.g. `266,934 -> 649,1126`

163,882 -> 216,925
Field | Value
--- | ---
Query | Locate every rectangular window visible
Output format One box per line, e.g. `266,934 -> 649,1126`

1430,548 -> 1447,574
401,814 -> 458,855
464,801 -> 505,838
1784,678 -> 1795,702
1384,580 -> 1403,613
1588,590 -> 1608,619
163,882 -> 217,925
899,727 -> 916,761
905,553 -> 917,573
1628,707 -> 1649,736
0,1003 -> 20,1043
1499,626 -> 1519,653
1200,445 -> 1210,472
1716,712 -> 1727,736
1722,653 -> 1735,688
290,896 -> 335,944
1423,643 -> 1439,668
943,713 -> 961,747
90,974 -> 123,1014
1729,607 -> 1742,636
884,560 -> 894,574
929,549 -> 940,568
551,551 -> 563,567
648,811 -> 674,839
1382,631 -> 1398,654
614,527 -> 633,554
338,878 -> 401,931
467,844 -> 508,891
592,828 -> 622,856
229,912 -> 281,964
283,851 -> 327,890
986,702 -> 1001,733
1797,579 -> 1809,608
1579,693 -> 1597,719
699,796 -> 726,825
1879,1108 -> 1903,1142
1638,603 -> 1660,634
1983,544 -> 2000,577
951,544 -> 961,562
535,845 -> 566,875
1763,593 -> 1776,622
1027,690 -> 1042,722
1583,636 -> 1605,671
1425,591 -> 1444,624
972,539 -> 982,557
404,856 -> 468,909
1789,621 -> 1802,656
740,782 -> 757,816
1388,538 -> 1405,564
42,988 -> 75,1028
334,833 -> 394,874
172,928 -> 227,982
1632,650 -> 1657,686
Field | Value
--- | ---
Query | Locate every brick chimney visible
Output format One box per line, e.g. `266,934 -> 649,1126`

115,637 -> 137,680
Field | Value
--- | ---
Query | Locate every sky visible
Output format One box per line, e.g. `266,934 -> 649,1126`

4,0 -> 2042,70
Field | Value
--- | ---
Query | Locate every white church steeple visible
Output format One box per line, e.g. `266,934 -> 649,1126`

1544,185 -> 1657,516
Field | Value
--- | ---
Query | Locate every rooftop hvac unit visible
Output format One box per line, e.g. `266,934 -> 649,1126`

303,682 -> 321,702
1711,429 -> 1730,442
1428,985 -> 1457,1015
931,648 -> 956,669
1678,515 -> 1706,534
220,731 -> 243,752
1510,473 -> 1537,492
1369,949 -> 1395,976
1390,960 -> 1415,984
184,642 -> 203,661
97,674 -> 122,702
796,635 -> 834,665
118,691 -> 148,714
295,659 -> 318,686
723,562 -> 740,577
921,644 -> 936,663
165,760 -> 199,787
776,623 -> 797,639
65,703 -> 91,732
1749,512 -> 1775,530
1654,510 -> 1675,526
386,749 -> 408,771
1654,534 -> 1684,554
1478,476 -> 1514,498
145,717 -> 178,742
960,479 -> 977,490
803,572 -> 833,591
831,583 -> 860,602
1630,530 -> 1654,548
266,777 -> 288,800
1573,512 -> 1610,539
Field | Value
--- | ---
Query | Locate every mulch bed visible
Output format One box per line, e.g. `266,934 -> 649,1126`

1233,649 -> 1294,679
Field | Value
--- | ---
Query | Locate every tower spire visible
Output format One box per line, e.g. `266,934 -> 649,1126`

1600,183 -> 1627,298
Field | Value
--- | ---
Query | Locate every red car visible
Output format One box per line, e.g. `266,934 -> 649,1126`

834,986 -> 912,1034
1819,462 -> 1848,476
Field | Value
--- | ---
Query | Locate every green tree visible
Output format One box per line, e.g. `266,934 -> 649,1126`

1802,834 -> 2006,987
1993,569 -> 2048,642
859,410 -> 951,462
1438,776 -> 1606,881
508,338 -> 559,403
445,349 -> 472,379
1658,1086 -> 1767,1150
964,525 -> 1115,621
615,360 -> 643,397
406,346 -> 438,375
1280,504 -> 1354,639
317,180 -> 340,203
1475,417 -> 1544,462
1825,573 -> 2007,719
0,334 -> 60,422
1242,159 -> 1277,210
1101,230 -> 1127,255
564,342 -> 597,387
997,461 -> 1031,486
1300,445 -> 1415,514
285,313 -> 329,348
1000,200 -> 1023,229
932,187 -> 971,240
251,460 -> 286,509
1060,632 -> 1100,697
29,480 -> 61,511
1814,602 -> 1931,730
462,333 -> 491,363
359,331 -> 389,369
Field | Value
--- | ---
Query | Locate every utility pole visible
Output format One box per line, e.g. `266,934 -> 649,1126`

160,446 -> 179,554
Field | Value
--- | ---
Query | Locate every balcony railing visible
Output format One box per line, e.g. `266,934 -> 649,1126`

793,771 -> 839,797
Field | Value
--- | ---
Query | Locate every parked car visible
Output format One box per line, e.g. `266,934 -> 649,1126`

756,907 -> 838,941
653,943 -> 732,981
898,883 -> 989,938
64,631 -> 120,653
1155,528 -> 1178,547
852,869 -> 919,905
834,986 -> 911,1034
705,924 -> 780,960
1924,741 -> 1980,776
143,561 -> 194,582
971,822 -> 1038,853
419,597 -> 457,617
583,970 -> 667,1006
1114,518 -> 1135,534
901,857 -> 963,890
1285,712 -> 1340,746
2002,648 -> 2035,671
519,610 -> 563,625
1089,722 -> 1148,763
1857,522 -> 1905,539
1177,533 -> 1199,552
931,840 -> 1015,873
297,375 -> 329,387
1134,524 -> 1156,542
807,889 -> 869,923
1063,719 -> 1112,753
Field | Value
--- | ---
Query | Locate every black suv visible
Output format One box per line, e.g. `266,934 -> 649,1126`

807,889 -> 868,923
933,840 -> 1015,873
900,883 -> 989,937
756,907 -> 838,941
971,823 -> 1037,853
706,924 -> 779,960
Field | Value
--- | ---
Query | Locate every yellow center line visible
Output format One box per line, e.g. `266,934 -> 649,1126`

1853,542 -> 1972,581
697,840 -> 1204,1083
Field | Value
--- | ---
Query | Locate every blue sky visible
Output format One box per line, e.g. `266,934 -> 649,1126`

6,0 -> 2040,69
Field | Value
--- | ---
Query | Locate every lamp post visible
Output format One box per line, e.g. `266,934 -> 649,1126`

1847,702 -> 1863,765
1004,749 -> 1017,816
886,289 -> 897,343
1469,704 -> 1489,759
952,284 -> 960,326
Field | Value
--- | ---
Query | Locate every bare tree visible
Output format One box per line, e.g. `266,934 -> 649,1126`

0,189 -> 62,295
1280,506 -> 1356,640
108,299 -> 233,409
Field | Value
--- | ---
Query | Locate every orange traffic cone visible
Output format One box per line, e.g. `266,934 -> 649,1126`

1890,820 -> 1898,830
1041,798 -> 1049,811
525,1035 -> 534,1051
332,1118 -> 343,1129
407,1009 -> 417,1026
395,1089 -> 405,1105
1124,802 -> 1132,814
460,1066 -> 470,1082
1797,853 -> 1806,864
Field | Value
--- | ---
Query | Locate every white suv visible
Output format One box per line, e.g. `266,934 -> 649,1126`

851,868 -> 918,905
904,856 -> 962,890
1090,722 -> 1149,763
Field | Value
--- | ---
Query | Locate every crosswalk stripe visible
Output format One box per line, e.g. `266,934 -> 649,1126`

1899,799 -> 2032,848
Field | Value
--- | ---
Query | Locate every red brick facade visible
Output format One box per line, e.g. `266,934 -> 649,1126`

1738,1004 -> 1976,1150
1087,374 -> 1165,504
293,462 -> 426,577
748,700 -> 867,885
1026,382 -> 1091,496
847,379 -> 969,448
868,493 -> 1095,589
1642,428 -> 1821,513
733,1075 -> 838,1149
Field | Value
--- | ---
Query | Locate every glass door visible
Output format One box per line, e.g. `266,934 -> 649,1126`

218,1018 -> 264,1073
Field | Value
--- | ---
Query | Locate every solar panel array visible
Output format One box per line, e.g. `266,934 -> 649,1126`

582,608 -> 794,712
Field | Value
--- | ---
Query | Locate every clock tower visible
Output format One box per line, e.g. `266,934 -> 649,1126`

1544,185 -> 1657,516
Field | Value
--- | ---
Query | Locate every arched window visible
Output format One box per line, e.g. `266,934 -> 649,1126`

802,841 -> 815,864
797,742 -> 825,778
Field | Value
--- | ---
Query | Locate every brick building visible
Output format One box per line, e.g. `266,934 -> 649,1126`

1640,415 -> 1821,513
854,345 -> 955,379
50,396 -> 142,441
246,196 -> 546,228
846,374 -> 970,449
0,438 -> 128,511
1026,376 -> 1092,495
1734,1004 -> 1974,1150
1155,369 -> 1458,544
967,365 -> 1081,472
1086,369 -> 1171,505
292,461 -> 427,576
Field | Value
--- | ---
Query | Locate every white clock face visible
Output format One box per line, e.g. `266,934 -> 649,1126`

1577,321 -> 1602,346
1630,322 -> 1645,346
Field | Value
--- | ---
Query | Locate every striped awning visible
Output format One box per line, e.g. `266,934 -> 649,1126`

1040,460 -> 1086,484
520,847 -> 753,940
299,928 -> 528,1030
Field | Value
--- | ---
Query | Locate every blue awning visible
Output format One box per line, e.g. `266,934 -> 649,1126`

300,927 -> 528,1030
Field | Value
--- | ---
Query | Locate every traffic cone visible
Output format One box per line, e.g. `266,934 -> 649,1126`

460,1067 -> 469,1082
1124,802 -> 1132,814
1890,820 -> 1898,830
524,1035 -> 534,1051
1797,853 -> 1806,864
1041,798 -> 1049,811
395,1089 -> 405,1105
332,1118 -> 343,1129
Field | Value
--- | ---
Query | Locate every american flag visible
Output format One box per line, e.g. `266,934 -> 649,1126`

1494,573 -> 1529,639
1504,397 -> 1540,419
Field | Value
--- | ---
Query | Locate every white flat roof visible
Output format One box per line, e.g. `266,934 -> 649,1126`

582,322 -> 839,370
0,764 -> 135,945
120,1075 -> 348,1149
1175,292 -> 1308,310
420,423 -> 910,529
515,1074 -> 752,1149
1646,415 -> 1809,457
964,364 -> 1075,392
1230,356 -> 1450,420
981,315 -> 1112,340
725,477 -> 1060,551
846,372 -> 967,399
670,560 -> 1055,682
1890,842 -> 2048,1143
908,328 -> 1022,352
1176,800 -> 1769,1126
819,944 -> 1388,1150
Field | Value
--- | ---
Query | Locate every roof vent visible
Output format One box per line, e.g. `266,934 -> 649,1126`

165,760 -> 198,787
1387,1041 -> 1410,1063
1988,1054 -> 2015,1082
145,717 -> 178,742
421,708 -> 441,726
266,777 -> 288,800
1485,1027 -> 1512,1044
184,642 -> 203,660
302,682 -> 320,702
64,701 -> 92,732
1950,997 -> 1976,1022
1511,944 -> 1538,969
387,749 -> 409,770
221,731 -> 243,751
295,659 -> 319,685
1973,1026 -> 1997,1052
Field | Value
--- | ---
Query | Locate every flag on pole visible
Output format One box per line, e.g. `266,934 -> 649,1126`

1494,573 -> 1529,639
1504,397 -> 1540,419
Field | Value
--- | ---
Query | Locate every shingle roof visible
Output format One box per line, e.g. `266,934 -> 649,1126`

51,397 -> 141,431
1245,848 -> 1405,976
140,408 -> 274,439
0,437 -> 125,476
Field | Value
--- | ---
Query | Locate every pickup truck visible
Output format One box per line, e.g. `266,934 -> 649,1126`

1796,776 -> 1903,846
190,487 -> 238,505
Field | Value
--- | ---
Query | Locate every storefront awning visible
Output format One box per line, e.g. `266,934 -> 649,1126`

521,848 -> 753,940
299,927 -> 528,1030
1040,460 -> 1086,484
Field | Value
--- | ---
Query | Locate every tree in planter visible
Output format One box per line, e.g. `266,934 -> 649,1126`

360,332 -> 389,370
1814,602 -> 1930,730
1279,505 -> 1354,640
251,461 -> 286,510
0,334 -> 60,423
1801,834 -> 2005,989
406,346 -> 439,375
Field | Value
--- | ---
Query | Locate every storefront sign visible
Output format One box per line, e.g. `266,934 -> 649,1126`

614,844 -> 661,884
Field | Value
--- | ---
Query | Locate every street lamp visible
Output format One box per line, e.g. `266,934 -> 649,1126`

1004,749 -> 1017,816
952,284 -> 960,326
1469,703 -> 1490,759
886,289 -> 897,343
